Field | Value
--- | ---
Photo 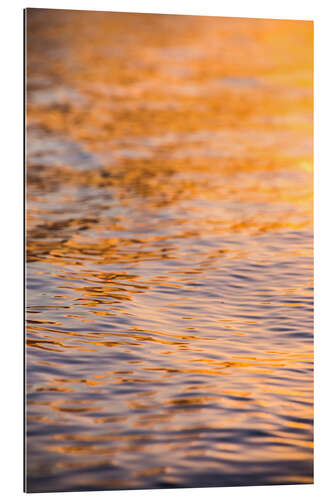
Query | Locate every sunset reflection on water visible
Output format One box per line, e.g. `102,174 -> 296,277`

25,9 -> 313,492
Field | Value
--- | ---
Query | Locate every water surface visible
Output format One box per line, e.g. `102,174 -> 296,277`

25,9 -> 313,492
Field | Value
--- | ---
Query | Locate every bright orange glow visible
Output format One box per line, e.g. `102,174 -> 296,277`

25,9 -> 313,492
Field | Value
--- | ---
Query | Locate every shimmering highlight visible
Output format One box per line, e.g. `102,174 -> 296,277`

25,9 -> 313,492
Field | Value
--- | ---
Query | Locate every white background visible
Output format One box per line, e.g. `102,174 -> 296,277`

1,0 -> 332,498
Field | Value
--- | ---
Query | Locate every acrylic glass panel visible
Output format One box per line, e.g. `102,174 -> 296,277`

24,8 -> 313,493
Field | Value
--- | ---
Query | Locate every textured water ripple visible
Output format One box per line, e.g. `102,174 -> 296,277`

25,10 -> 313,492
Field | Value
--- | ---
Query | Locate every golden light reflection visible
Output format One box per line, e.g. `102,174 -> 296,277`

26,9 -> 313,493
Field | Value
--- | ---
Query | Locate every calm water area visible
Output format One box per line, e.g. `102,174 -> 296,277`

25,10 -> 313,492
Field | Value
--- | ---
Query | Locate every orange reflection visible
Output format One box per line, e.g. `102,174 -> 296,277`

26,9 -> 313,492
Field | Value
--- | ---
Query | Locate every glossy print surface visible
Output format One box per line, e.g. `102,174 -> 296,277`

25,9 -> 313,492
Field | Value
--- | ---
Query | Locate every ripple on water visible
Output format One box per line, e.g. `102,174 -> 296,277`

26,9 -> 313,493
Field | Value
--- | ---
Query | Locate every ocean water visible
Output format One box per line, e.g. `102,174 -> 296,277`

25,9 -> 313,492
